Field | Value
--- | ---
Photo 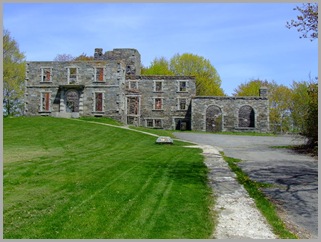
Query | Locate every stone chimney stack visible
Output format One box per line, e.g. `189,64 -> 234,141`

94,48 -> 103,60
259,86 -> 268,98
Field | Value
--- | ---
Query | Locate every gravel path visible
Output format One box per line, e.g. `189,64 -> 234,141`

186,144 -> 276,239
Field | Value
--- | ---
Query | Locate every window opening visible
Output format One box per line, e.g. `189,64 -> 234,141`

129,81 -> 138,90
42,68 -> 51,82
146,119 -> 154,127
206,105 -> 222,132
96,68 -> 104,82
66,90 -> 80,112
155,119 -> 162,128
95,93 -> 103,112
155,81 -> 163,92
127,96 -> 139,115
68,67 -> 78,84
179,98 -> 187,110
145,119 -> 163,128
41,92 -> 50,111
154,98 -> 162,110
179,81 -> 187,92
239,105 -> 255,128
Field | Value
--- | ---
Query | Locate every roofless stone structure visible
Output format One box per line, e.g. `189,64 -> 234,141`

24,48 -> 269,132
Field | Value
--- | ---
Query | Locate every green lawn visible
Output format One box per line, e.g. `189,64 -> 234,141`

3,117 -> 214,239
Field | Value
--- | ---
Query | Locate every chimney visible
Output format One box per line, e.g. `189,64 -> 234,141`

259,86 -> 268,98
94,48 -> 103,60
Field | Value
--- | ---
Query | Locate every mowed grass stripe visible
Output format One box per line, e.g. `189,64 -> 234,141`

4,117 -> 214,239
101,166 -> 166,238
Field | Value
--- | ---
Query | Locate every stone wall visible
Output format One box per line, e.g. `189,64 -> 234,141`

24,50 -> 196,130
125,75 -> 196,130
95,48 -> 141,75
24,59 -> 127,119
24,47 -> 269,132
192,96 -> 269,132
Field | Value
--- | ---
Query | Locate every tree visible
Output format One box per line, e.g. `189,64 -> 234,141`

142,53 -> 224,96
54,53 -> 95,61
290,80 -> 311,133
269,84 -> 293,134
286,3 -> 318,41
141,57 -> 173,75
3,29 -> 26,116
74,53 -> 94,61
305,83 -> 318,147
169,53 -> 224,96
233,79 -> 269,96
53,53 -> 75,61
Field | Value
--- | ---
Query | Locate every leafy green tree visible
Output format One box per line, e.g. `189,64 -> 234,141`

305,83 -> 318,147
269,84 -> 293,133
169,53 -> 224,96
290,81 -> 311,133
233,79 -> 269,96
143,53 -> 224,96
3,29 -> 26,116
286,3 -> 318,41
287,3 -> 318,149
74,53 -> 94,61
141,57 -> 173,75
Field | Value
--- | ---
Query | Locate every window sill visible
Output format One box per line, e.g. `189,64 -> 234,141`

92,111 -> 104,117
152,109 -> 164,111
39,111 -> 51,116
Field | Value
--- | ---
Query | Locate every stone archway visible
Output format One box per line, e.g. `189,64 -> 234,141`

206,105 -> 222,132
65,89 -> 80,112
239,105 -> 255,128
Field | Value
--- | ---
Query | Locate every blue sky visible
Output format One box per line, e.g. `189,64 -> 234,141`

3,2 -> 318,95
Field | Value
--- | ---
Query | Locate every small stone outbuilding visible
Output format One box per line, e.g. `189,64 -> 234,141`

191,87 -> 269,132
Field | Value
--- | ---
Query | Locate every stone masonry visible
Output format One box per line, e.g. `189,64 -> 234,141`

192,95 -> 269,132
24,48 -> 269,132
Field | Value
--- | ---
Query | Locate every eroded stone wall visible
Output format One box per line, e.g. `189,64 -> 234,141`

24,48 -> 269,132
125,75 -> 196,129
24,59 -> 127,119
192,96 -> 269,132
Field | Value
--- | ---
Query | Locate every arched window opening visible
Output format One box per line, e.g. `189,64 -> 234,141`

206,105 -> 222,132
239,105 -> 255,128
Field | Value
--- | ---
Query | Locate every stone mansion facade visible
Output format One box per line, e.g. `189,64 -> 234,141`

24,48 -> 269,132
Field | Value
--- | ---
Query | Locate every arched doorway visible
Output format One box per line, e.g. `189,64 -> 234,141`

239,105 -> 255,128
206,105 -> 222,132
65,89 -> 80,112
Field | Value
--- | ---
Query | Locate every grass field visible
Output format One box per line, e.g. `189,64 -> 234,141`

3,117 -> 214,239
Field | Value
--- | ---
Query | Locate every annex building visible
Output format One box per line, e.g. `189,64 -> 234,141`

24,48 -> 269,132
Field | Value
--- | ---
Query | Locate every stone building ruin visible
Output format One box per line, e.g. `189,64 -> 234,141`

24,48 -> 269,132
